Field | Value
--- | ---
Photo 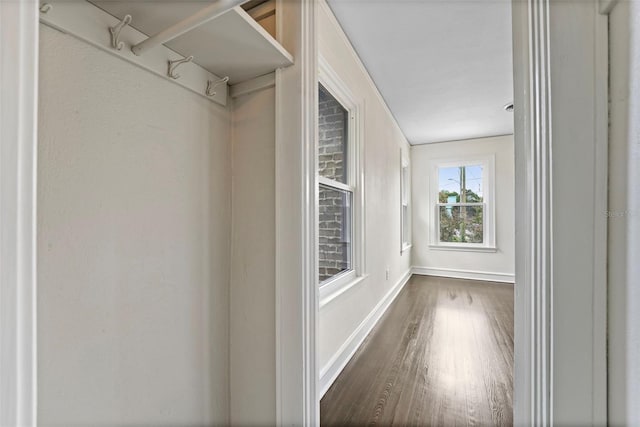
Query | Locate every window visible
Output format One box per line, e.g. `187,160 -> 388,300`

317,63 -> 363,291
430,156 -> 495,251
318,84 -> 352,284
400,154 -> 411,252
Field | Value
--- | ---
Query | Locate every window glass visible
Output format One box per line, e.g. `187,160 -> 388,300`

438,165 -> 483,202
401,164 -> 410,247
439,205 -> 484,243
437,164 -> 484,243
319,185 -> 352,283
318,84 -> 348,184
402,205 -> 410,244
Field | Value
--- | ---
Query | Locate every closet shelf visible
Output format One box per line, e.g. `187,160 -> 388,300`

91,1 -> 294,85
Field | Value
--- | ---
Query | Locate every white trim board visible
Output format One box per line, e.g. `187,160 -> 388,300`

412,267 -> 514,284
0,0 -> 39,425
38,0 -> 228,106
319,274 -> 368,308
319,269 -> 412,397
274,0 -> 318,424
511,0 -> 552,422
229,72 -> 275,98
511,0 -> 608,424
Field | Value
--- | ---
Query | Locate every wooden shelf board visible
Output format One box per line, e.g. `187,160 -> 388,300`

91,1 -> 294,84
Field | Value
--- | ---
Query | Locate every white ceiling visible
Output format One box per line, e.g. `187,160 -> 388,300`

326,0 -> 514,144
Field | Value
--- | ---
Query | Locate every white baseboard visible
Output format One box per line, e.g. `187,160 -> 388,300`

412,266 -> 515,284
319,268 -> 412,397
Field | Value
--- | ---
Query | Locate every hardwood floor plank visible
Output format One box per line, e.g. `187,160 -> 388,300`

320,275 -> 514,426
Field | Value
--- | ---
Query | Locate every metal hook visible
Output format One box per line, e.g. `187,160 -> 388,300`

109,14 -> 132,51
39,3 -> 52,13
168,55 -> 194,80
206,76 -> 229,97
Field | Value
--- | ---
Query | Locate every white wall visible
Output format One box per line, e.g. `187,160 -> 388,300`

411,135 -> 515,282
608,2 -> 640,424
318,1 -> 412,389
230,87 -> 276,425
38,25 -> 231,426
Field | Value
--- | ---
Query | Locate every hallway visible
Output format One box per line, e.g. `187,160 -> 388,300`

320,276 -> 513,426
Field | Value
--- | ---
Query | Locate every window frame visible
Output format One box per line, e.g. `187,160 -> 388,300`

429,154 -> 496,252
317,56 -> 365,301
400,151 -> 411,253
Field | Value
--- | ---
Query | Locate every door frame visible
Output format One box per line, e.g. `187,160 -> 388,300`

511,0 -> 608,424
274,0 -> 319,425
275,0 -> 609,425
0,0 -> 39,426
511,0 -> 555,422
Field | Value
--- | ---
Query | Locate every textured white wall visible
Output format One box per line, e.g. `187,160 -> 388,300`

609,2 -> 640,425
411,136 -> 515,279
38,25 -> 231,426
230,87 -> 276,425
318,3 -> 412,371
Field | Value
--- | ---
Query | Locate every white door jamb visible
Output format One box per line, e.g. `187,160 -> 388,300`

0,0 -> 39,425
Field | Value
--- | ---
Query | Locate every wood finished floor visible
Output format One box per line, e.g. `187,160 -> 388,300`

320,275 -> 514,427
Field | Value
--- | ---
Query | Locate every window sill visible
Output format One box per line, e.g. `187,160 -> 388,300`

319,274 -> 369,308
428,244 -> 497,253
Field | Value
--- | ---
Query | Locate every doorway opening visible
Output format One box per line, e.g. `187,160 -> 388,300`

314,1 -> 515,424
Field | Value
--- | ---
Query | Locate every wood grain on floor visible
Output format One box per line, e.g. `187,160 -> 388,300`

320,275 -> 514,427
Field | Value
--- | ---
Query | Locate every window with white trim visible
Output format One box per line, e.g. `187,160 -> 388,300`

317,58 -> 364,297
430,155 -> 495,251
318,83 -> 355,285
400,155 -> 411,252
